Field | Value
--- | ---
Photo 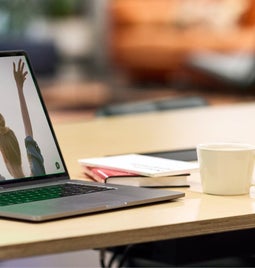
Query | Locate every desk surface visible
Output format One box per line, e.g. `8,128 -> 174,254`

2,102 -> 255,260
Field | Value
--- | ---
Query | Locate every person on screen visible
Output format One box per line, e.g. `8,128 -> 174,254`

0,60 -> 46,179
13,59 -> 46,177
0,113 -> 24,178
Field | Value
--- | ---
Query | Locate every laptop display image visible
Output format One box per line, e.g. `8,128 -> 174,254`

0,50 -> 184,222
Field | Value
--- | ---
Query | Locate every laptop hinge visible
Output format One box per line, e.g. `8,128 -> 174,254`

0,176 -> 68,189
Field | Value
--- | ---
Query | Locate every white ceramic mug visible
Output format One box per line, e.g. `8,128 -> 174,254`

197,142 -> 255,195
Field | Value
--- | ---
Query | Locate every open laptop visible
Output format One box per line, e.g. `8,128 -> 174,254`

0,50 -> 184,222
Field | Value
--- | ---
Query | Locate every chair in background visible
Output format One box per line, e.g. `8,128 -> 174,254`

108,0 -> 255,85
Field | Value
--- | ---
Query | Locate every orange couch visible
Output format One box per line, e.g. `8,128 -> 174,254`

108,0 -> 255,82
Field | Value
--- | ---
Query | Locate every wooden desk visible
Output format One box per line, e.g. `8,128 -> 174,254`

1,102 -> 255,260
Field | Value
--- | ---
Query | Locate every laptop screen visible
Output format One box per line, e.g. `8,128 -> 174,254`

0,51 -> 67,183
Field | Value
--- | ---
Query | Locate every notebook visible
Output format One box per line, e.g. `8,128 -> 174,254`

0,50 -> 184,222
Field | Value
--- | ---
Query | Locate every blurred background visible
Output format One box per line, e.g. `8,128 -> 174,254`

2,1 -> 255,266
2,0 -> 255,120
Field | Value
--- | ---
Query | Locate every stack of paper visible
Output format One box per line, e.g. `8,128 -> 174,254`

78,154 -> 199,187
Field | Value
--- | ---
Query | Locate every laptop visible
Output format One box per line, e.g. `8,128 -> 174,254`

0,50 -> 184,222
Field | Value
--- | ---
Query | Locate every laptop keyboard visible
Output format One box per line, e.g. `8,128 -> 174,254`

0,183 -> 114,206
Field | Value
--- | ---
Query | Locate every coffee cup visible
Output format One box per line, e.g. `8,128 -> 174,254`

197,142 -> 255,195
